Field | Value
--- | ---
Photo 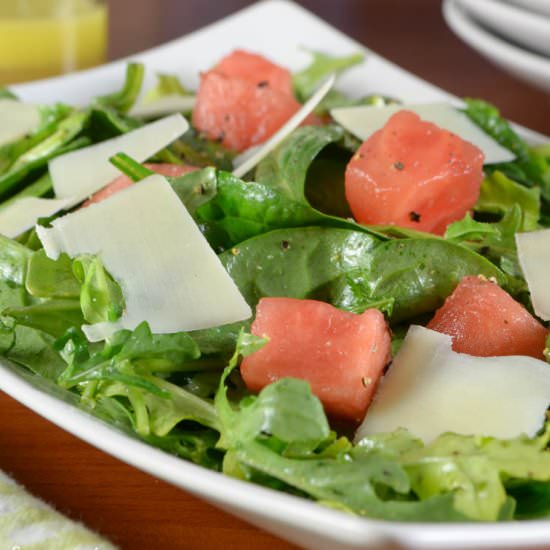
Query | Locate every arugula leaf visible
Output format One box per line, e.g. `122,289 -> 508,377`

0,236 -> 66,379
228,378 -> 331,456
445,208 -> 525,277
445,213 -> 500,241
319,91 -> 399,117
190,319 -> 252,359
403,430 -> 550,521
445,171 -> 540,278
142,428 -> 222,470
293,50 -> 364,101
216,352 -> 465,521
463,99 -> 550,205
72,255 -> 125,324
58,321 -> 202,386
476,171 -> 540,231
143,73 -> 192,103
113,321 -> 201,369
54,322 -> 218,436
101,376 -> 219,436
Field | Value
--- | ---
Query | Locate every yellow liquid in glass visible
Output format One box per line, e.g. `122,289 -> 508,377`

0,0 -> 107,85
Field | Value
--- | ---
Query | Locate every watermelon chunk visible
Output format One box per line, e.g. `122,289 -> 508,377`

427,275 -> 548,359
192,50 -> 305,152
345,110 -> 485,235
82,163 -> 196,207
241,297 -> 392,423
213,49 -> 292,95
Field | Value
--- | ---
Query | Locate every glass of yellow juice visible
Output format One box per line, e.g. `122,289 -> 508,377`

0,0 -> 108,85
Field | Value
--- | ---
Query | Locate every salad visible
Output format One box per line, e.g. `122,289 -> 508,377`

1,48 -> 550,524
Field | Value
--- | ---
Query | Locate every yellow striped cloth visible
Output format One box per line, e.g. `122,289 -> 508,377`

0,470 -> 117,550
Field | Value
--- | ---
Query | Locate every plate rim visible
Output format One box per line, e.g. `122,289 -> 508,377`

443,0 -> 550,83
2,1 -> 550,547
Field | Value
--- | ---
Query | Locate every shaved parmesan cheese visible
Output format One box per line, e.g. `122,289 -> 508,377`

516,228 -> 550,321
0,99 -> 41,147
37,174 -> 251,341
356,325 -> 550,443
129,95 -> 196,119
50,114 -> 189,200
232,74 -> 335,178
0,197 -> 72,238
331,103 -> 515,165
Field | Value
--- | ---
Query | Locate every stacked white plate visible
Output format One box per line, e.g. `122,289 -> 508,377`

443,0 -> 550,92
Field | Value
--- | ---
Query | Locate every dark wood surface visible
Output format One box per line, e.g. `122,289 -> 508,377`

2,2 -> 550,549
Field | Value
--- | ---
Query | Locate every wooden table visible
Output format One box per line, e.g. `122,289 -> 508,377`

2,1 -> 550,549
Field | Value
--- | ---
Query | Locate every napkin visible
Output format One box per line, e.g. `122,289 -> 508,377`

0,470 -> 117,550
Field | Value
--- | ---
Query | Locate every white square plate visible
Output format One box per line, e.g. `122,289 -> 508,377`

2,2 -> 549,548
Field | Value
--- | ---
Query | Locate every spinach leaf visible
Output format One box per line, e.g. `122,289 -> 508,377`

26,250 -> 80,298
93,62 -> 145,114
220,227 -> 379,309
293,50 -> 364,102
363,238 -> 507,321
0,173 -> 53,209
87,106 -> 142,141
508,481 -> 550,519
198,125 -> 385,251
0,110 -> 89,200
4,299 -> 84,338
172,127 -> 235,170
221,225 -> 504,321
170,167 -> 218,215
0,103 -> 72,175
110,152 -> 218,217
